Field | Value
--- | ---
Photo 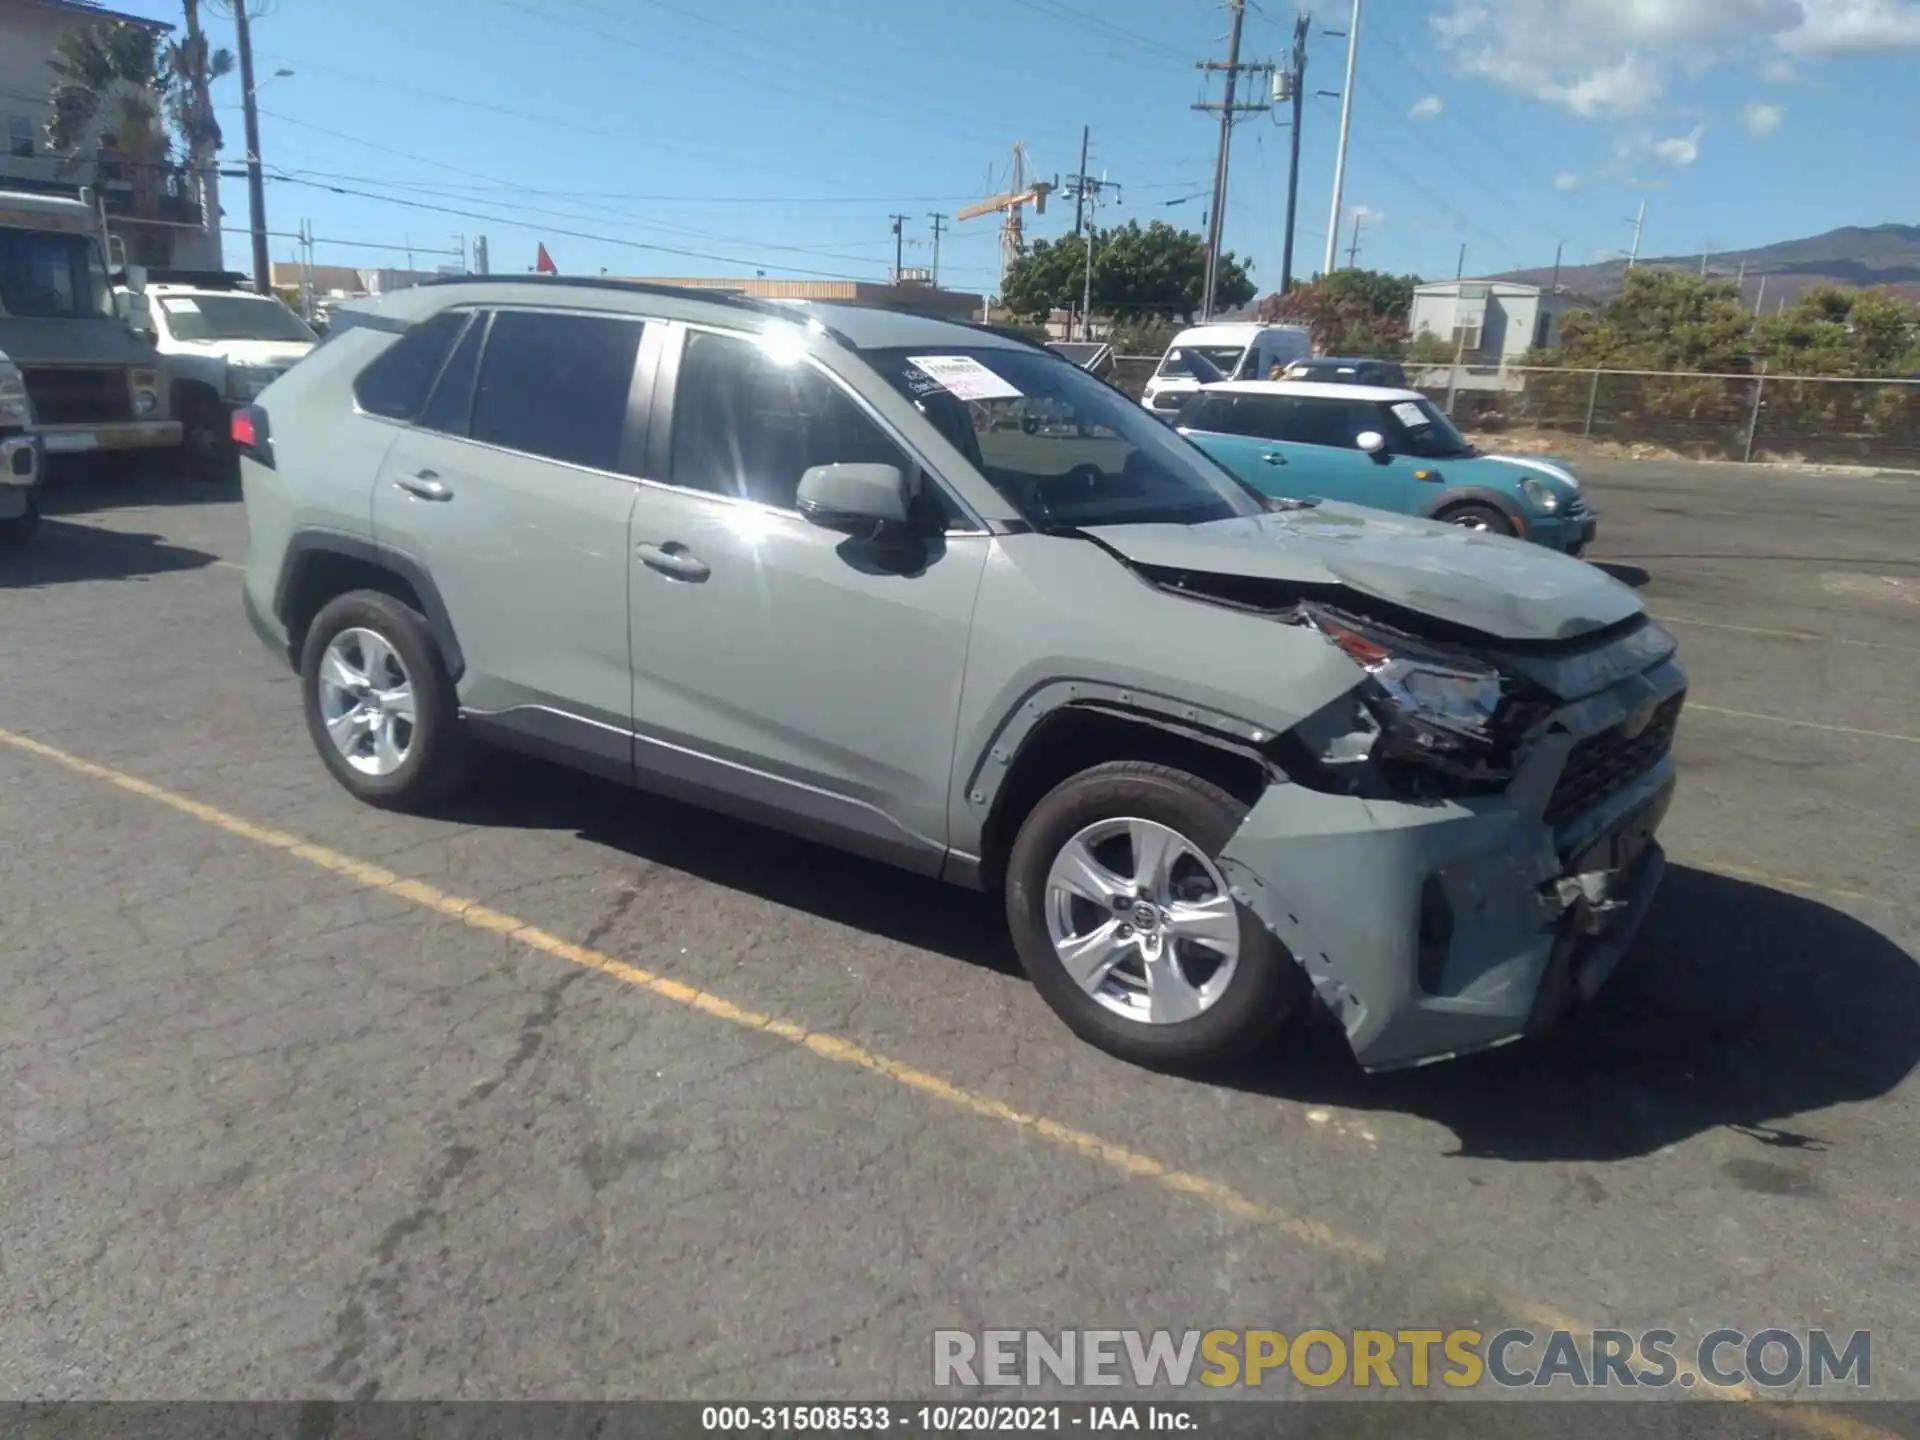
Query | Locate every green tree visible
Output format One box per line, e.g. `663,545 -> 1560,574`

1532,269 -> 1756,373
1001,220 -> 1253,323
1256,269 -> 1420,355
1754,285 -> 1920,376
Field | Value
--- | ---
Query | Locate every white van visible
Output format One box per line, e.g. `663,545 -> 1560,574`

1139,322 -> 1312,415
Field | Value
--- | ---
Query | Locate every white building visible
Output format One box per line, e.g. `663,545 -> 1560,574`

1,0 -> 222,269
1409,280 -> 1594,367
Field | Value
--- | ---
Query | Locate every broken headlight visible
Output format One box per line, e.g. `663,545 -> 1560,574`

1293,602 -> 1516,784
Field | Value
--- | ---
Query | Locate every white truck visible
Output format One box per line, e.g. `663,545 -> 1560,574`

116,268 -> 317,474
0,183 -> 182,474
0,346 -> 41,545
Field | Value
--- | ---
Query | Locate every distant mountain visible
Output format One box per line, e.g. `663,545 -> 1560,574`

1498,223 -> 1920,310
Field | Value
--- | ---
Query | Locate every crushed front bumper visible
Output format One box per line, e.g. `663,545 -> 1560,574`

1218,655 -> 1685,1071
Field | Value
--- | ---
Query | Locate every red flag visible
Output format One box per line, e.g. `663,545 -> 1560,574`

536,243 -> 557,275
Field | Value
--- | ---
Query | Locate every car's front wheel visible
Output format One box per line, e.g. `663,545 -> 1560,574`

1004,761 -> 1305,1069
1437,500 -> 1516,536
299,590 -> 469,809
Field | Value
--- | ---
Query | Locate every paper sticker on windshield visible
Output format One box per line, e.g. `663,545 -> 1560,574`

1391,401 -> 1428,428
164,297 -> 202,313
907,355 -> 1024,402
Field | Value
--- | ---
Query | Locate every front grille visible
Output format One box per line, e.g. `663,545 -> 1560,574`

1545,692 -> 1684,830
21,366 -> 132,425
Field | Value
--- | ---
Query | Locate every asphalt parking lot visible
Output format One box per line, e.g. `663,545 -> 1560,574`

1,455 -> 1915,1418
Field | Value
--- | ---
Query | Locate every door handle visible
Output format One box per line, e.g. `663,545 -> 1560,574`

635,541 -> 711,582
394,470 -> 453,501
1260,451 -> 1288,465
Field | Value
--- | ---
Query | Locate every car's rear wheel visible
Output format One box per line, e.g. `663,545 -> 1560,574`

299,590 -> 469,809
1437,500 -> 1516,536
1004,761 -> 1305,1069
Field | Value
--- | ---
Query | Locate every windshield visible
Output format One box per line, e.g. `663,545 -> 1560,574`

1156,344 -> 1246,380
1386,396 -> 1476,458
0,228 -> 114,320
864,345 -> 1264,529
160,294 -> 317,344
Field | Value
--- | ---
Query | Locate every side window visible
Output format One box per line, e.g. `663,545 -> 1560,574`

1231,395 -> 1302,440
352,310 -> 467,421
1175,393 -> 1227,432
418,311 -> 487,437
670,329 -> 908,511
1289,399 -> 1384,450
468,310 -> 642,471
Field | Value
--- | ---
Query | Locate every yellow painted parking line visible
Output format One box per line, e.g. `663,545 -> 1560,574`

0,725 -> 1902,1436
1651,612 -> 1917,653
1687,702 -> 1920,747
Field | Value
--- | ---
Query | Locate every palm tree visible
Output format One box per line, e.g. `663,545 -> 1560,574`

43,19 -> 234,265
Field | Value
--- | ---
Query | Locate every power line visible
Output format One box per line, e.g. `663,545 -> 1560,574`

1007,0 -> 1191,61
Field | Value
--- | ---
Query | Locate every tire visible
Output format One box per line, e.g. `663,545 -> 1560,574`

0,491 -> 39,548
1004,760 -> 1305,1069
176,388 -> 237,484
1437,500 -> 1516,537
299,589 -> 470,809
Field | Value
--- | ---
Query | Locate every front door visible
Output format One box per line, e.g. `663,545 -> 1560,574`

623,324 -> 990,874
370,306 -> 649,768
1268,395 -> 1430,514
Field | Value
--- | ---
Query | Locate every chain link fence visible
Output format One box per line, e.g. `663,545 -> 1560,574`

1107,356 -> 1920,470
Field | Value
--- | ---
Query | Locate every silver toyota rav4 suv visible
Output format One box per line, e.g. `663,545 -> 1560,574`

238,278 -> 1686,1072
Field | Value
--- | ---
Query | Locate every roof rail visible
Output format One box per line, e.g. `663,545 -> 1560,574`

137,268 -> 258,290
956,320 -> 1054,353
410,273 -> 857,348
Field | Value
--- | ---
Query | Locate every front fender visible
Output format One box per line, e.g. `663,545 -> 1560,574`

1416,484 -> 1531,535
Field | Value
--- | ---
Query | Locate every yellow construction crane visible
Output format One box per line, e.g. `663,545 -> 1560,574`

958,142 -> 1054,300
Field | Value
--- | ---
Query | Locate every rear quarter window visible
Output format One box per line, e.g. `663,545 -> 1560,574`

351,309 -> 470,421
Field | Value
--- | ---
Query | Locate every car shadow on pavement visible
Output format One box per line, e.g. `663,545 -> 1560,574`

1222,865 -> 1920,1163
41,463 -> 237,513
2,520 -> 222,588
443,751 -> 1022,978
1591,561 -> 1651,588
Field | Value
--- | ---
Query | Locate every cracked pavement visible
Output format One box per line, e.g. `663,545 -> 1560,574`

0,460 -> 1915,1404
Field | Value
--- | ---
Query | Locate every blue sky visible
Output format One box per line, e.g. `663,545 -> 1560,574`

110,0 -> 1920,293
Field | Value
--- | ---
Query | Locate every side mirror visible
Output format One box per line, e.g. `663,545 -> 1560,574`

1356,430 -> 1387,457
796,463 -> 916,533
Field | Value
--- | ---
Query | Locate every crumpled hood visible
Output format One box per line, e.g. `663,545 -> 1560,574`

1081,502 -> 1641,643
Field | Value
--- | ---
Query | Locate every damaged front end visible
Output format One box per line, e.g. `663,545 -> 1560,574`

1202,593 -> 1687,1071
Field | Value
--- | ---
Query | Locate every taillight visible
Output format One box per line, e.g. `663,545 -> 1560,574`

231,405 -> 273,467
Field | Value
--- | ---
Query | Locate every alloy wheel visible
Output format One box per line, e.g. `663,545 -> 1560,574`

1042,816 -> 1241,1025
316,627 -> 417,777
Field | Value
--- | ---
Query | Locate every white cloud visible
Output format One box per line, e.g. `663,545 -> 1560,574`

1407,94 -> 1445,120
1350,204 -> 1387,227
1432,0 -> 1920,115
1785,0 -> 1920,52
1650,124 -> 1707,164
1741,100 -> 1786,134
1758,54 -> 1800,80
1554,171 -> 1585,192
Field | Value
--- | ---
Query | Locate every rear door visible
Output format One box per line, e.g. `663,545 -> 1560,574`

369,305 -> 652,769
1175,393 -> 1309,499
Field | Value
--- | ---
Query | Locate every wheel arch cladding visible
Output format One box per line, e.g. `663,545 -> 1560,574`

275,531 -> 465,680
966,691 -> 1283,892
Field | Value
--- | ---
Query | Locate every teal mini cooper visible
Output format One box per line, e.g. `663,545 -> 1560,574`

1174,380 -> 1598,554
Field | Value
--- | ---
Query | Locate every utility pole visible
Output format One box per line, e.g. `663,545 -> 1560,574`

474,235 -> 490,275
1626,199 -> 1646,270
1193,0 -> 1270,319
1456,243 -> 1467,280
232,0 -> 271,295
1753,272 -> 1767,315
1279,11 -> 1309,294
1063,139 -> 1121,342
1549,240 -> 1563,293
927,212 -> 947,288
888,213 -> 910,282
1322,0 -> 1362,278
1344,210 -> 1364,268
1699,246 -> 1710,278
